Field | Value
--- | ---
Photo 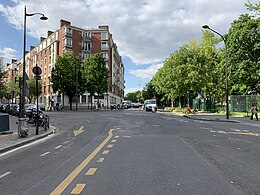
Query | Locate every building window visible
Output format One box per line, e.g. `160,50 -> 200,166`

66,27 -> 72,35
82,95 -> 87,103
101,32 -> 108,40
102,53 -> 109,59
101,42 -> 108,50
82,31 -> 91,39
82,42 -> 91,51
64,38 -> 72,47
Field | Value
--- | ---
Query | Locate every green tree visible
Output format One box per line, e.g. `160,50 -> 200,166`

245,1 -> 260,16
227,14 -> 260,94
0,70 -> 7,99
4,77 -> 20,103
27,76 -> 42,103
51,52 -> 85,110
82,54 -> 108,109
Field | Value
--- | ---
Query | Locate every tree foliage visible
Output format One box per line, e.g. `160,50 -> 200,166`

27,76 -> 42,103
0,70 -> 7,99
82,54 -> 108,109
227,14 -> 260,94
51,52 -> 85,110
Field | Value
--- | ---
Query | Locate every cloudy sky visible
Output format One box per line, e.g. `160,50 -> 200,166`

0,0 -> 255,94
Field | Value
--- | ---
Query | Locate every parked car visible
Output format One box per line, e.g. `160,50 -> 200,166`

0,104 -> 8,113
5,104 -> 17,115
10,104 -> 19,116
122,100 -> 131,109
131,102 -> 140,108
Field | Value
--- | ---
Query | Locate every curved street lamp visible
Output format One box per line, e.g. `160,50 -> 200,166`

19,5 -> 48,137
202,25 -> 229,119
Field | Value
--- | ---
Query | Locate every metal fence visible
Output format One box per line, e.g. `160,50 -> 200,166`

230,95 -> 260,112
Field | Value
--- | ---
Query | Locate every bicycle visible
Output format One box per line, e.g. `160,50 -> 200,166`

37,114 -> 49,131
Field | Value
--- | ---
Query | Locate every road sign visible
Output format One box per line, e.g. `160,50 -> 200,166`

33,66 -> 42,75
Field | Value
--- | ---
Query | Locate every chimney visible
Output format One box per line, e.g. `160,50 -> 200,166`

60,19 -> 71,28
40,37 -> 46,42
48,31 -> 54,36
98,25 -> 109,30
11,59 -> 17,63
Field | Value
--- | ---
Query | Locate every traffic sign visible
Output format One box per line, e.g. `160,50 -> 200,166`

33,66 -> 42,75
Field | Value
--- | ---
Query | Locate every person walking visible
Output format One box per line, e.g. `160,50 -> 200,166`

250,104 -> 258,121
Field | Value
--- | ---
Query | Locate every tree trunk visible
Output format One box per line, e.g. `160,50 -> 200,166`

90,94 -> 93,110
69,96 -> 73,110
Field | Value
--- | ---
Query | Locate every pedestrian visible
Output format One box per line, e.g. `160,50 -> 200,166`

250,104 -> 258,121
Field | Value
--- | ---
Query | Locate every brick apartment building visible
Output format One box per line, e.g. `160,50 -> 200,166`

4,20 -> 124,109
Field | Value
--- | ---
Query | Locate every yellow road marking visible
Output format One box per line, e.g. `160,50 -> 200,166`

107,144 -> 113,148
71,184 -> 85,194
115,136 -> 119,138
50,129 -> 114,195
74,126 -> 84,136
225,132 -> 259,136
85,168 -> 97,176
97,158 -> 104,162
119,130 -> 126,132
122,136 -> 131,138
111,139 -> 117,143
102,150 -> 109,154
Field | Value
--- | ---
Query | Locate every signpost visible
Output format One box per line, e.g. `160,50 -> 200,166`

33,65 -> 42,135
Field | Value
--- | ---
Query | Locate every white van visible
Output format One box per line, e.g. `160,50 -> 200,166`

144,99 -> 157,112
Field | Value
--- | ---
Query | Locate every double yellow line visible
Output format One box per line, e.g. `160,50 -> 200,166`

50,129 -> 115,195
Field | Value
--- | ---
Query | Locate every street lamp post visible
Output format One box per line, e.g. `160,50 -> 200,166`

18,5 -> 48,137
202,25 -> 229,119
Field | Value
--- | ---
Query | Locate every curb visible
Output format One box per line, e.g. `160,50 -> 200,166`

0,126 -> 56,155
183,115 -> 240,123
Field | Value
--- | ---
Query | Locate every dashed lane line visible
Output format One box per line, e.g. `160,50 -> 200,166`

0,171 -> 11,179
102,150 -> 109,154
85,168 -> 97,176
71,184 -> 85,194
97,158 -> 104,163
50,129 -> 115,195
40,152 -> 50,157
107,144 -> 113,148
54,145 -> 62,149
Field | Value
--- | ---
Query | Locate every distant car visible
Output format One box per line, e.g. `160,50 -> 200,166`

132,102 -> 139,108
144,99 -> 157,112
0,104 -> 8,113
122,100 -> 131,109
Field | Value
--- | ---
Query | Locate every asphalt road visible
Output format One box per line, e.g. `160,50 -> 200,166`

0,109 -> 259,195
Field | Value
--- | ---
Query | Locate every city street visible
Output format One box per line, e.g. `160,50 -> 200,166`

0,109 -> 260,195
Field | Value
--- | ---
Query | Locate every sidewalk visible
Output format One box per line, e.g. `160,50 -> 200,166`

0,114 -> 56,154
158,110 -> 260,128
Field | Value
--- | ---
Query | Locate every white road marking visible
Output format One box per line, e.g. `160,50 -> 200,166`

210,130 -> 217,133
40,152 -> 50,157
55,145 -> 62,149
0,135 -> 53,157
0,171 -> 11,179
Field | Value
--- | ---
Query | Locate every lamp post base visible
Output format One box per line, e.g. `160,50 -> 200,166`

18,118 -> 28,137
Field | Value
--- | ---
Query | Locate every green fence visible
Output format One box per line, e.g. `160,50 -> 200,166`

192,95 -> 260,113
230,95 -> 260,112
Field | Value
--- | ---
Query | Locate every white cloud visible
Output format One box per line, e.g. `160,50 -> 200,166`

128,63 -> 163,79
0,47 -> 17,66
0,0 -> 252,66
124,87 -> 143,94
